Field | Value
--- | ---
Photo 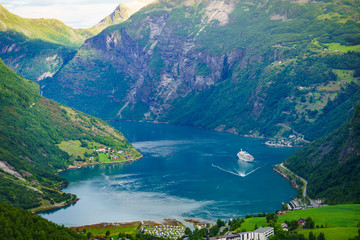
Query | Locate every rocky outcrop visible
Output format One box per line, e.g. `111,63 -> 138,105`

45,2 -> 245,120
41,0 -> 360,141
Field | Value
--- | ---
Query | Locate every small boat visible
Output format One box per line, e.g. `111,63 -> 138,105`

237,149 -> 254,162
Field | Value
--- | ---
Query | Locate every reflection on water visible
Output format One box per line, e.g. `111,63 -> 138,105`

39,121 -> 298,226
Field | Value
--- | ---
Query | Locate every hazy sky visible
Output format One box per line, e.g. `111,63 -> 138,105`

2,0 -> 130,29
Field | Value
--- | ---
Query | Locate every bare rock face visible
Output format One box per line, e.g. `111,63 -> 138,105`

41,0 -> 360,141
44,1 -> 245,120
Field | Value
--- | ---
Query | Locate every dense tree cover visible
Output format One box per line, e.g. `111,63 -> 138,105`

266,213 -> 278,223
284,103 -> 360,204
0,176 -> 43,209
14,0 -> 354,144
0,59 -> 139,209
0,202 -> 86,240
0,31 -> 77,82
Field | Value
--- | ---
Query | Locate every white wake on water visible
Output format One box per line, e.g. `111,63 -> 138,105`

211,164 -> 262,177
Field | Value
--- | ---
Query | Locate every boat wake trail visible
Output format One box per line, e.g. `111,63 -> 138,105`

211,164 -> 262,177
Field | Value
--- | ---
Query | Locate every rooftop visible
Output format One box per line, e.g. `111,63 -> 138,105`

253,227 -> 273,233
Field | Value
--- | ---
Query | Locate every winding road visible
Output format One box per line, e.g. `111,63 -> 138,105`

280,163 -> 308,198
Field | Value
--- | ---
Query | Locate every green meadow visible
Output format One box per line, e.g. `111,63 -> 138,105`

86,226 -> 139,237
326,43 -> 360,53
57,140 -> 92,158
240,204 -> 360,240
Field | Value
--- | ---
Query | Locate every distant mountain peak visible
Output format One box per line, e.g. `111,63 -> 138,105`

92,0 -> 156,32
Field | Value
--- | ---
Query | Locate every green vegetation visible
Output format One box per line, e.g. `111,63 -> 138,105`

0,58 -> 140,210
195,62 -> 211,76
0,202 -> 86,239
326,43 -> 360,53
241,205 -> 360,240
41,0 -> 360,145
57,140 -> 93,159
0,4 -> 94,47
76,224 -> 140,240
284,103 -> 360,204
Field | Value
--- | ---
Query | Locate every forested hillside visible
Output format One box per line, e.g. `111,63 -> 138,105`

0,2 -> 152,82
0,58 -> 140,210
40,0 -> 360,143
284,104 -> 360,204
0,202 -> 86,240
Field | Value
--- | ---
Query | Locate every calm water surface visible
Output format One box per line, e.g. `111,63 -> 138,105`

39,122 -> 297,226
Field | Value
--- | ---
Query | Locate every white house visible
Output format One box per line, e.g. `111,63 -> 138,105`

209,227 -> 274,240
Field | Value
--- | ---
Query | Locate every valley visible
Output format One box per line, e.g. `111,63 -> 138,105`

0,0 -> 359,239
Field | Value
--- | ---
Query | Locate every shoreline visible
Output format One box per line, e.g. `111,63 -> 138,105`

58,155 -> 143,173
32,198 -> 80,214
33,155 -> 143,214
69,217 -> 214,230
107,119 -> 306,148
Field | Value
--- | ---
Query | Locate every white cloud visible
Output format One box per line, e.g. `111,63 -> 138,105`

2,0 -> 130,29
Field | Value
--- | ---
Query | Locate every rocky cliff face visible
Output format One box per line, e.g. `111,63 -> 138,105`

43,0 -> 360,140
0,0 -> 154,82
0,31 -> 76,82
45,0 -> 246,119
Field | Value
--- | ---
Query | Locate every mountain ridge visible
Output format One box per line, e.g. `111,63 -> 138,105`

0,1 -> 155,82
42,0 -> 360,142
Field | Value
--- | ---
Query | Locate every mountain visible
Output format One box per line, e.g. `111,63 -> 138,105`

0,4 -> 89,82
90,0 -> 156,33
0,1 -> 154,83
0,4 -> 93,47
43,0 -> 360,142
0,58 -> 140,210
284,103 -> 360,204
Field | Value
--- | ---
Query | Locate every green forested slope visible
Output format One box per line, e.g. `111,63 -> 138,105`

284,104 -> 360,204
43,0 -> 360,142
0,59 -> 140,210
0,202 -> 86,240
0,4 -> 93,47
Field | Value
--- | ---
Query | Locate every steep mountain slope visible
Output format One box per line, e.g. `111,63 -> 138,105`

0,58 -> 140,210
0,4 -> 93,47
0,1 -> 154,82
44,0 -> 360,141
0,4 -> 90,82
284,103 -> 360,204
90,0 -> 156,33
0,30 -> 77,82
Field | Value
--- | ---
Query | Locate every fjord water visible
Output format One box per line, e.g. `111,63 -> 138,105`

40,122 -> 297,226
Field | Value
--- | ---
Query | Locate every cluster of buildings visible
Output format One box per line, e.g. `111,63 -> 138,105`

209,227 -> 274,240
265,135 -> 305,148
94,147 -> 135,161
323,48 -> 340,52
140,225 -> 185,239
95,147 -> 123,154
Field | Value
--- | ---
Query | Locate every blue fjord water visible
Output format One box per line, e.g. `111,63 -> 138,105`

39,121 -> 297,226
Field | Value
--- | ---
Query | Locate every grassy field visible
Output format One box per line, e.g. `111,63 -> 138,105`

333,70 -> 355,81
86,226 -> 139,238
240,204 -> 360,239
57,140 -> 92,158
326,43 -> 360,53
298,227 -> 359,240
98,153 -> 112,163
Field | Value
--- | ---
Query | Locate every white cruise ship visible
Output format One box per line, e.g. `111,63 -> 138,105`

237,149 -> 254,162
